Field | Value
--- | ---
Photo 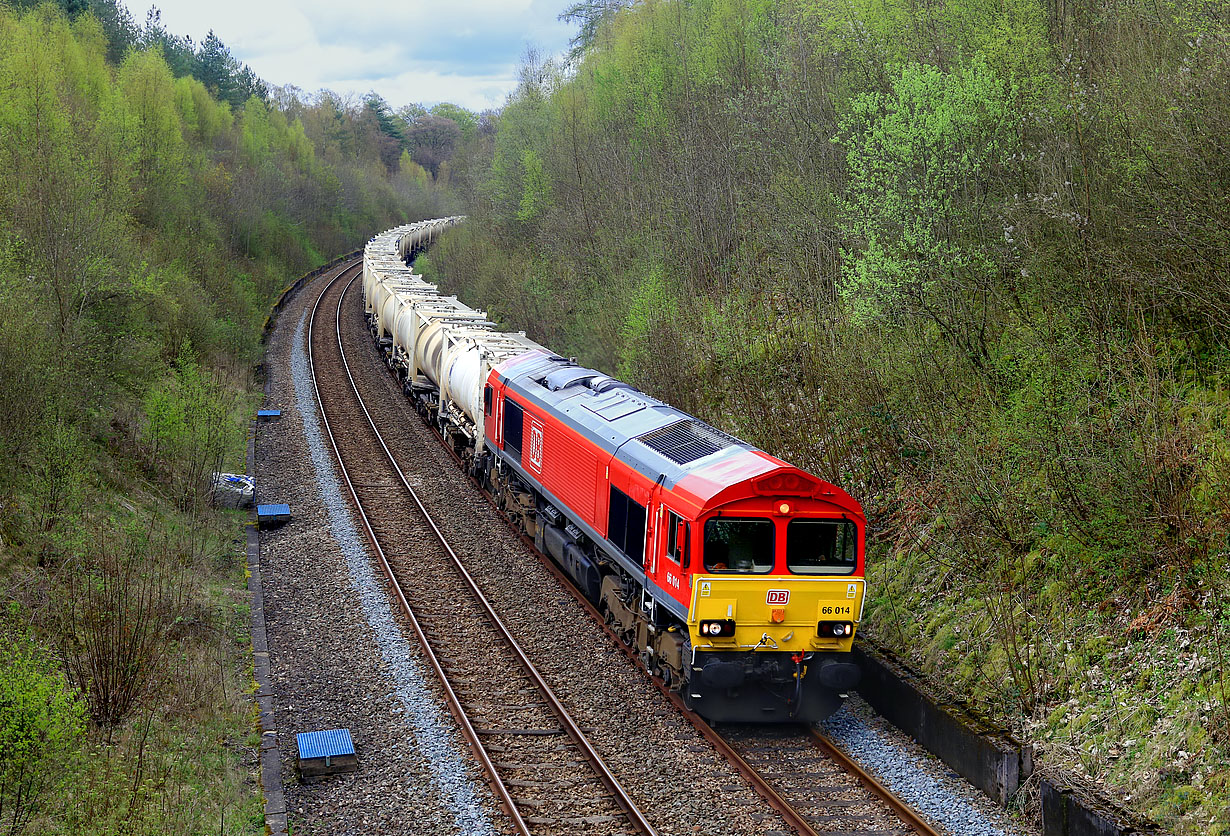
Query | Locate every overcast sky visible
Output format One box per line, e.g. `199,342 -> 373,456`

131,0 -> 575,111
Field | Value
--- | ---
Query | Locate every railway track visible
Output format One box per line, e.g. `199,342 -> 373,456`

465,496 -> 941,836
499,521 -> 943,836
307,261 -> 943,836
717,726 -> 938,836
307,264 -> 656,836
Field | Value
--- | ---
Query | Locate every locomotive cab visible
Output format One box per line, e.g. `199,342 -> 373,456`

676,486 -> 866,723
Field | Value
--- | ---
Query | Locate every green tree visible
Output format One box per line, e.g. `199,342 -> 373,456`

195,30 -> 234,101
560,0 -> 630,61
429,101 -> 478,141
193,29 -> 265,108
117,47 -> 187,224
839,60 -> 1012,368
405,113 -> 462,178
139,8 -> 198,78
142,346 -> 237,511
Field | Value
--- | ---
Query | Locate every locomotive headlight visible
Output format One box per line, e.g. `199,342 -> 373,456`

817,621 -> 855,638
699,619 -> 736,638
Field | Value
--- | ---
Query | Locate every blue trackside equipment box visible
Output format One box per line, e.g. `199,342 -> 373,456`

296,729 -> 357,779
257,408 -> 282,421
256,503 -> 291,529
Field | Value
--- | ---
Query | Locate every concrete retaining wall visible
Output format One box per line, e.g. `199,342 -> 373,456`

1041,777 -> 1161,836
853,642 -> 1032,806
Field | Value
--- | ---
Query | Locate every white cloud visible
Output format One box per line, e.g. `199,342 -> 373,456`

133,0 -> 571,109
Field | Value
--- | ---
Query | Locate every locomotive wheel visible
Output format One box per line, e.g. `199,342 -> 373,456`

682,689 -> 696,711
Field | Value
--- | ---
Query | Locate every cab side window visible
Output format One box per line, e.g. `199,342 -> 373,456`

503,398 -> 524,458
666,511 -> 687,565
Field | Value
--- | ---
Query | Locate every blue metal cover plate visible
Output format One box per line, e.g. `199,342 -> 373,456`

257,409 -> 282,417
297,728 -> 355,759
257,504 -> 291,516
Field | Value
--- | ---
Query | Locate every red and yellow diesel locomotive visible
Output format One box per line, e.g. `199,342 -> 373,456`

364,219 -> 865,723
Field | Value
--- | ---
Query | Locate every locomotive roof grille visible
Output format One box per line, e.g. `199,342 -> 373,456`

636,419 -> 740,465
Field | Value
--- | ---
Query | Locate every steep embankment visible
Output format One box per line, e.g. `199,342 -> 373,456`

0,4 -> 457,833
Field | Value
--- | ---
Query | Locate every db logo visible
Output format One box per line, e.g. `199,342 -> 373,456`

766,589 -> 789,606
528,424 -> 544,469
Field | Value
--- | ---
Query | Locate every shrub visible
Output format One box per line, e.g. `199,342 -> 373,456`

47,527 -> 190,730
0,621 -> 85,836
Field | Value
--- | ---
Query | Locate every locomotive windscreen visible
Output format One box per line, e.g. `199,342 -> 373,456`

703,518 -> 774,573
786,520 -> 858,575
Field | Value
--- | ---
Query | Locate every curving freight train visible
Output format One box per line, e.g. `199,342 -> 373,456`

362,218 -> 865,723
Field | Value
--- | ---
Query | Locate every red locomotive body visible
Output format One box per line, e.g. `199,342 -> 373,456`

481,351 -> 865,722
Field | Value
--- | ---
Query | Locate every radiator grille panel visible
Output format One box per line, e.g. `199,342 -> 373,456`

636,420 -> 738,465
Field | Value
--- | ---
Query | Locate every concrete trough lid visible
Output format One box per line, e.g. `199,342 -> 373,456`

297,729 -> 357,780
256,503 -> 291,529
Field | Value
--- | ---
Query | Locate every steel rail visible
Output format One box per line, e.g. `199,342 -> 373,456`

809,730 -> 941,836
307,266 -> 657,836
307,261 -> 531,835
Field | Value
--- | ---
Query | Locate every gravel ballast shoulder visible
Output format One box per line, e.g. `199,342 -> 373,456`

256,276 -> 500,836
822,696 -> 1038,836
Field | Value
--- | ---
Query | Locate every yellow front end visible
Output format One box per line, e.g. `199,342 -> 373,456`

688,575 -> 865,653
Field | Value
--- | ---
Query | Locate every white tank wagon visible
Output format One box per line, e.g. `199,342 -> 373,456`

407,306 -> 490,383
437,328 -> 542,455
375,278 -> 442,340
361,217 -> 547,471
385,216 -> 464,262
363,261 -> 418,312
362,216 -> 464,312
368,272 -> 432,326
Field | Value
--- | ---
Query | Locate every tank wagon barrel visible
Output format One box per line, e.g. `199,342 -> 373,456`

362,217 -> 867,723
